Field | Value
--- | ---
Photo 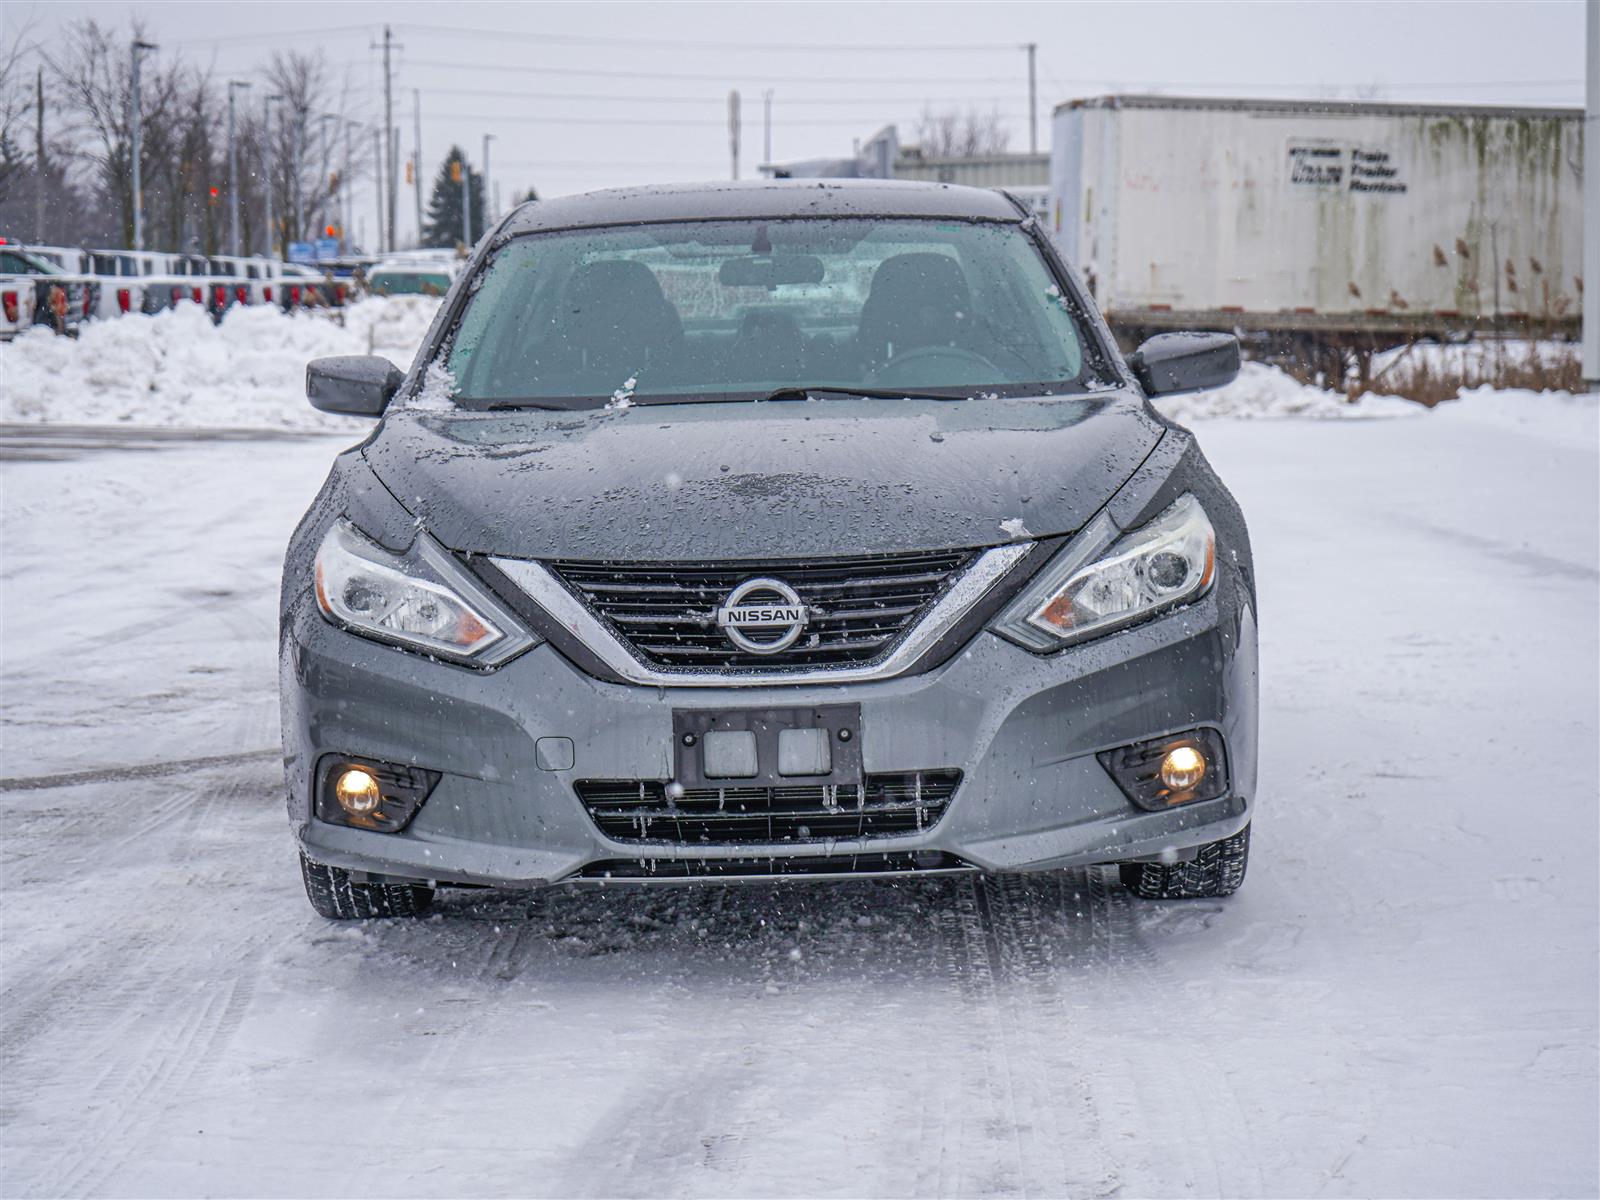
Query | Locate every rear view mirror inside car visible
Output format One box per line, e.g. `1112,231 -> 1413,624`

717,253 -> 826,287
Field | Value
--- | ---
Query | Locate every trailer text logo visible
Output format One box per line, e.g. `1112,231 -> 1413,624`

1287,142 -> 1408,195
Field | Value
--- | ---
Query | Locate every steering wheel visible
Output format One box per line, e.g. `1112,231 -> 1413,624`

871,344 -> 1004,388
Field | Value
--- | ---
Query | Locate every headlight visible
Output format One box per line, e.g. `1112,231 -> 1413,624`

993,494 -> 1216,651
313,519 -> 538,666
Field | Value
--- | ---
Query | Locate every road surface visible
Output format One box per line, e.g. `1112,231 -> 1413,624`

2,406 -> 1596,1197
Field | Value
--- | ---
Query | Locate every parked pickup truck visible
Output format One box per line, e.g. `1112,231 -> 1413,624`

0,272 -> 40,339
0,246 -> 93,334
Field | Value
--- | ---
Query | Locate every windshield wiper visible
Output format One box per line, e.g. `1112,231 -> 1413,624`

483,399 -> 563,411
758,385 -> 966,402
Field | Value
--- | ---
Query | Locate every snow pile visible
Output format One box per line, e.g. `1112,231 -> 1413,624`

0,296 -> 439,430
1155,360 -> 1421,422
1433,384 -> 1599,448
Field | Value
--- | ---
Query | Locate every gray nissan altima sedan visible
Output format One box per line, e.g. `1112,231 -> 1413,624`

282,179 -> 1257,919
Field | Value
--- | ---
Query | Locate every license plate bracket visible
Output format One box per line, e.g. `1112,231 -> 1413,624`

672,704 -> 863,790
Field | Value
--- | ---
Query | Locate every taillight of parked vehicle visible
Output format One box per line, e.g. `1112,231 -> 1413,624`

117,288 -> 131,313
263,286 -> 273,303
213,284 -> 227,308
289,285 -> 302,306
2,291 -> 17,323
82,288 -> 93,317
335,284 -> 347,304
192,286 -> 203,304
235,284 -> 249,304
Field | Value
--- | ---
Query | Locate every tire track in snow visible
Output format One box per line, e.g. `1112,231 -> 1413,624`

1089,869 -> 1267,1197
920,876 -> 1032,1197
983,871 -> 1124,1196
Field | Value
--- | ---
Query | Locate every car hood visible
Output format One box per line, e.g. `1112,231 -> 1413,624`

362,392 -> 1165,561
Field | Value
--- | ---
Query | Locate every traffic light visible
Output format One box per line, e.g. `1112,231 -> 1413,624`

208,185 -> 219,202
324,225 -> 338,238
450,159 -> 462,183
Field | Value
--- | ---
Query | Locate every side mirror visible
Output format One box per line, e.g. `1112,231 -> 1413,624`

306,355 -> 404,416
1127,332 -> 1240,397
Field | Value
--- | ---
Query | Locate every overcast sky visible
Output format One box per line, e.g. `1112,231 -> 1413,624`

4,0 -> 1588,249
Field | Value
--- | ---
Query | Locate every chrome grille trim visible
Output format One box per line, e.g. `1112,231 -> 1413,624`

490,542 -> 1032,687
546,550 -> 971,669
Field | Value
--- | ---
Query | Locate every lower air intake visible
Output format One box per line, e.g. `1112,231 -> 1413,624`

576,770 -> 962,845
573,851 -> 973,880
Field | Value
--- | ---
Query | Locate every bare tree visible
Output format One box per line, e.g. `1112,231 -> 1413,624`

0,19 -> 36,205
263,50 -> 367,253
912,106 -> 1013,158
44,18 -> 191,248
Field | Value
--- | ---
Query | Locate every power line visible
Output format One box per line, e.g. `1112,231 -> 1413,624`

393,23 -> 1019,53
422,85 -> 1021,107
402,58 -> 1023,85
171,24 -> 377,46
421,110 -> 1028,128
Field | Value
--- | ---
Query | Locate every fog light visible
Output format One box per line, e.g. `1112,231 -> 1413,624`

1159,745 -> 1207,791
316,756 -> 440,833
1097,728 -> 1229,811
334,767 -> 382,816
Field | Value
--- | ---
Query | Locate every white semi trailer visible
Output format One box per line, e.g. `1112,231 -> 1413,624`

1048,95 -> 1583,378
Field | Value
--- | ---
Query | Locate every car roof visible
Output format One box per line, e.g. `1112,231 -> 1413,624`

498,178 -> 1025,236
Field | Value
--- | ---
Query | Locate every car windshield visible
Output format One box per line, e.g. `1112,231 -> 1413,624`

439,217 -> 1109,409
372,271 -> 452,296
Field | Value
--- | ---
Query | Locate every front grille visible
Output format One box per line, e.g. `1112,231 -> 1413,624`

574,851 -> 973,880
576,770 -> 962,845
547,549 -> 974,670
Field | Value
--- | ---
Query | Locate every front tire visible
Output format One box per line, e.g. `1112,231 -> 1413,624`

299,851 -> 435,919
1119,823 -> 1250,899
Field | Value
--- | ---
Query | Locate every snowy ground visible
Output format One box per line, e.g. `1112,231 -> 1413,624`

2,393 -> 1597,1197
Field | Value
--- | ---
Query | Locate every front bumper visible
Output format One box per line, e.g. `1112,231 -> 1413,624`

282,574 -> 1257,887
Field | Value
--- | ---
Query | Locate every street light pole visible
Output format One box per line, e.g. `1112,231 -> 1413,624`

129,39 -> 157,250
413,90 -> 424,242
461,158 -> 472,247
1025,42 -> 1038,156
372,126 -> 384,252
763,89 -> 773,167
482,133 -> 495,225
264,94 -> 282,258
227,80 -> 251,256
319,113 -> 338,237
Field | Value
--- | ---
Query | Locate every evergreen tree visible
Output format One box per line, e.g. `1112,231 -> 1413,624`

422,146 -> 487,248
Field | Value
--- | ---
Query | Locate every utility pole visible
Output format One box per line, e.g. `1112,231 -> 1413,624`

344,120 -> 357,251
227,80 -> 250,256
291,113 -> 303,248
1025,42 -> 1038,155
130,39 -> 157,250
372,127 -> 384,252
34,67 -> 44,242
763,89 -> 773,167
461,159 -> 472,247
412,90 -> 424,244
482,133 -> 495,225
264,95 -> 281,258
728,89 -> 741,180
391,126 -> 401,245
380,25 -> 397,252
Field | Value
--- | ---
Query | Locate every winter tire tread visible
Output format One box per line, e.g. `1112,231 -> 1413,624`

298,850 -> 434,919
1119,823 -> 1250,899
